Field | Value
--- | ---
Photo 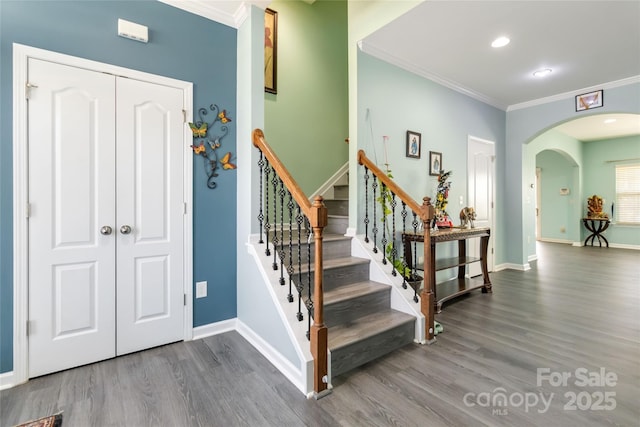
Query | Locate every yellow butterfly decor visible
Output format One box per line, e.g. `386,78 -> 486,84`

220,152 -> 237,170
190,143 -> 206,155
189,122 -> 207,138
218,110 -> 232,124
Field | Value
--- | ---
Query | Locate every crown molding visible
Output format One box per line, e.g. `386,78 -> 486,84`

358,40 -> 508,111
507,75 -> 640,112
159,0 -> 270,29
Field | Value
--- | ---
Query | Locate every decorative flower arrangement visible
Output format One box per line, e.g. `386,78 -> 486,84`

434,170 -> 453,228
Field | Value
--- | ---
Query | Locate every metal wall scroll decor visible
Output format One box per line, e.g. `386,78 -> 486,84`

189,104 -> 236,189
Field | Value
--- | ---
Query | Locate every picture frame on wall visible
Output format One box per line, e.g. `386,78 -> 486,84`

575,89 -> 603,111
264,8 -> 278,94
406,131 -> 421,159
429,151 -> 442,176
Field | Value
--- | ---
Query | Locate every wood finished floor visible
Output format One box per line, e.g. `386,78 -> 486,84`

2,242 -> 639,426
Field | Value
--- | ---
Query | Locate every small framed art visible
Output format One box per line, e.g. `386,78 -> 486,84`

264,8 -> 278,94
406,131 -> 421,159
575,90 -> 603,111
429,151 -> 442,176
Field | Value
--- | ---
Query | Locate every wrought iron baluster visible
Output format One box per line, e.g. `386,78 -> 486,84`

391,193 -> 397,276
278,178 -> 286,284
364,167 -> 370,243
264,160 -> 271,256
257,151 -> 265,244
305,217 -> 312,340
296,207 -> 304,320
287,190 -> 295,302
411,212 -> 419,303
381,183 -> 388,264
401,202 -> 408,289
372,176 -> 378,253
271,168 -> 279,270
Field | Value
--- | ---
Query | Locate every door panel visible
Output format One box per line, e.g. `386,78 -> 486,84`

115,78 -> 184,355
28,58 -> 116,377
467,137 -> 495,277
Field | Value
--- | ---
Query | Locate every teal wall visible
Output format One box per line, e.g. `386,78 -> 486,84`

583,135 -> 640,246
264,0 -> 349,194
0,0 -> 237,373
356,51 -> 507,263
508,82 -> 640,265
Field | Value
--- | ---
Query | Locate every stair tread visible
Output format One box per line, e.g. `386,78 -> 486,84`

298,256 -> 369,274
328,310 -> 415,350
324,281 -> 389,305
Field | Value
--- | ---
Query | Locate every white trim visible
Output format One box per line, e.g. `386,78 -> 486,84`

572,241 -> 584,247
158,0 -> 269,29
507,75 -> 640,111
494,262 -> 531,272
345,227 -> 357,237
528,254 -> 538,263
236,319 -> 310,396
609,243 -> 640,251
358,40 -> 506,110
538,237 -> 574,244
192,319 -> 238,340
12,43 -> 194,384
310,162 -> 349,200
0,371 -> 17,390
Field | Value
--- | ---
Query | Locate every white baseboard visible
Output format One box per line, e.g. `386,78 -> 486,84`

538,237 -> 573,244
345,227 -> 356,237
572,241 -> 583,247
494,262 -> 531,272
236,319 -> 309,395
192,318 -> 237,340
0,370 -> 16,390
609,243 -> 640,250
528,254 -> 538,263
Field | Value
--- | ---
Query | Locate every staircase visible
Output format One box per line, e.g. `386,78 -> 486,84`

294,178 -> 416,378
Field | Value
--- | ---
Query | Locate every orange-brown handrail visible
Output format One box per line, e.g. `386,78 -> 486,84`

252,129 -> 329,395
357,149 -> 437,341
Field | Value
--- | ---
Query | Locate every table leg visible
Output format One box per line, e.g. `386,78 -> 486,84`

480,235 -> 492,293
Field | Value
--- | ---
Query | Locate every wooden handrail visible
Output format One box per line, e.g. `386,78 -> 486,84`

357,149 -> 437,342
252,129 -> 329,397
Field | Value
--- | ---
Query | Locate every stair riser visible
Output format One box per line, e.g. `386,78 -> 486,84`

298,262 -> 370,292
325,216 -> 348,235
333,185 -> 349,199
324,199 -> 349,216
277,238 -> 351,264
331,321 -> 415,378
324,289 -> 391,328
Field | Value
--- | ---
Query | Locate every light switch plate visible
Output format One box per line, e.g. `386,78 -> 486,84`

196,281 -> 207,298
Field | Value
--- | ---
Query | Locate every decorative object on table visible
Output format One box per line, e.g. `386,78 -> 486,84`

429,151 -> 442,176
405,130 -> 421,159
575,89 -> 603,111
264,8 -> 278,94
586,194 -> 608,218
434,170 -> 453,228
189,104 -> 236,189
459,206 -> 476,228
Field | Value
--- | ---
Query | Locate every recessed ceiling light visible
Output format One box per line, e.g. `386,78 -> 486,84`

533,68 -> 552,78
491,36 -> 510,48
604,118 -> 617,124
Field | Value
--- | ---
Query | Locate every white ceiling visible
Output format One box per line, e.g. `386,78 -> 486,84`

361,1 -> 640,141
163,0 -> 640,141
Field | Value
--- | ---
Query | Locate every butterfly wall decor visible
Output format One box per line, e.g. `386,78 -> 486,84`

189,103 -> 236,189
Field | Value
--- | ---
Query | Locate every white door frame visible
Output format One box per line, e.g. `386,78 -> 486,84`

12,43 -> 194,386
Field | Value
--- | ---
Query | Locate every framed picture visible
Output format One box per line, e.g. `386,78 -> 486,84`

575,90 -> 603,111
429,151 -> 442,176
264,8 -> 278,94
406,131 -> 421,159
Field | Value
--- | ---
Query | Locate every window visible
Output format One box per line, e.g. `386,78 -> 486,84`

615,164 -> 640,224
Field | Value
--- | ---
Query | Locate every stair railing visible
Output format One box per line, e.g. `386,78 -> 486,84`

252,129 -> 329,396
357,149 -> 437,341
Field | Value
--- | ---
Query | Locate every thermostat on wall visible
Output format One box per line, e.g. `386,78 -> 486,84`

118,19 -> 148,43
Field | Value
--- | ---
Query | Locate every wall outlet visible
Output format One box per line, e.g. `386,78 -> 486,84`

196,281 -> 207,298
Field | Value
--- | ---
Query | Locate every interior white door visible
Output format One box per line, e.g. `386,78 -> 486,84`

115,77 -> 184,355
467,136 -> 495,277
27,59 -> 117,377
28,58 -> 185,377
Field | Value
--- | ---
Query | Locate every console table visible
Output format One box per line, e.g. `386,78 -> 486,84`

582,218 -> 610,247
403,227 -> 492,313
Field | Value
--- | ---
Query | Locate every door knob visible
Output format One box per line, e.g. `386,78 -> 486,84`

100,226 -> 113,235
120,225 -> 132,235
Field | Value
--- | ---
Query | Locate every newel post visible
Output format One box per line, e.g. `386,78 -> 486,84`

420,197 -> 436,342
309,196 -> 330,397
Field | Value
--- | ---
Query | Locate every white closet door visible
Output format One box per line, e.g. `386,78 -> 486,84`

27,58 -> 117,377
115,77 -> 184,355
